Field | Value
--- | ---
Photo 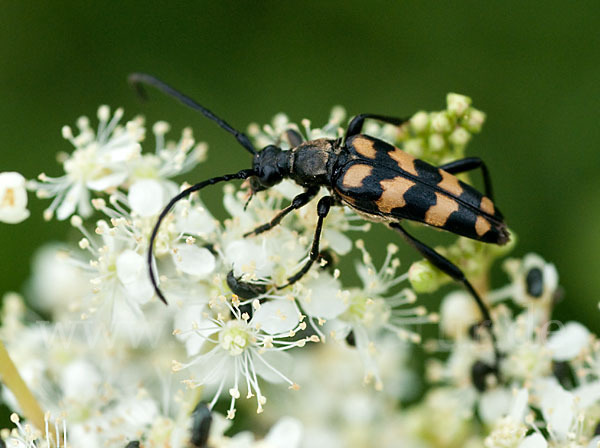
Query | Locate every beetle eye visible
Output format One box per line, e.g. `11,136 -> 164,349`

249,177 -> 266,193
260,166 -> 281,185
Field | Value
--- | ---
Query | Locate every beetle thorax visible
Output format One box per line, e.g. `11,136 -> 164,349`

290,138 -> 336,187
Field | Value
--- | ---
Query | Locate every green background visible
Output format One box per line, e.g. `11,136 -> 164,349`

1,0 -> 599,421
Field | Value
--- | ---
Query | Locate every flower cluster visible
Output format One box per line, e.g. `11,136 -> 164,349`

1,102 -> 437,446
1,94 -> 598,448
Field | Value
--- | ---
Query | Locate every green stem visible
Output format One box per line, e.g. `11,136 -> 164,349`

0,339 -> 47,433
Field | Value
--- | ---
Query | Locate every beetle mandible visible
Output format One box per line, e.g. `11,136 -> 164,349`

129,74 -> 509,364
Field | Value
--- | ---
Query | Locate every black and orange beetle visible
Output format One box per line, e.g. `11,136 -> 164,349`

129,74 -> 509,363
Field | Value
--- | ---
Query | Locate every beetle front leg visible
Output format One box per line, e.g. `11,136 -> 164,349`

388,222 -> 500,367
244,187 -> 319,237
438,157 -> 494,201
277,195 -> 333,289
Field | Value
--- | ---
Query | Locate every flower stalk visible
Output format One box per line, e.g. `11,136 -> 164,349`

0,339 -> 47,437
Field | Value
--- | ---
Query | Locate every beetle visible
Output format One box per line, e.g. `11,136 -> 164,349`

190,401 -> 212,448
129,73 -> 509,364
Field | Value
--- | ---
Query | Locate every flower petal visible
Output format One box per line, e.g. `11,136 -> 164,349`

323,229 -> 352,255
56,183 -> 81,220
537,379 -> 574,440
176,203 -> 216,236
173,244 -> 216,277
299,272 -> 348,319
225,239 -> 274,278
478,388 -> 512,425
61,360 -> 101,401
128,179 -> 165,217
254,350 -> 293,384
116,250 -> 146,286
546,321 -> 590,361
264,417 -> 303,448
509,388 -> 529,423
116,249 -> 154,304
86,171 -> 128,191
252,300 -> 300,335
519,433 -> 547,448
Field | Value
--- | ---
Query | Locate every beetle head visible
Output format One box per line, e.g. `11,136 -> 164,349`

250,145 -> 291,192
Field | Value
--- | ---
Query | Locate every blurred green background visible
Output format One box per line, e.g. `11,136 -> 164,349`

1,0 -> 599,356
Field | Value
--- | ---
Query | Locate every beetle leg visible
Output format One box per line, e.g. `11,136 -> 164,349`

388,222 -> 500,367
277,196 -> 333,288
345,114 -> 409,140
244,187 -> 319,237
438,157 -> 494,201
285,129 -> 304,147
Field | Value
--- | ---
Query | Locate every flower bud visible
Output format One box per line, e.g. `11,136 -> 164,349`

446,93 -> 472,117
449,127 -> 471,147
440,291 -> 481,339
410,111 -> 429,133
431,112 -> 452,133
464,109 -> 486,133
408,260 -> 443,293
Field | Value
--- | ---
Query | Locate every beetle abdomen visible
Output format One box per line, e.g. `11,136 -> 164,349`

346,135 -> 504,215
334,160 -> 509,245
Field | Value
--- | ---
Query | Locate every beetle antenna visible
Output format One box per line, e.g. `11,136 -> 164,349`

148,169 -> 255,304
128,73 -> 257,155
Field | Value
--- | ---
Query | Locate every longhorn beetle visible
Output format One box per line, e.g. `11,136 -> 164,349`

129,73 -> 509,366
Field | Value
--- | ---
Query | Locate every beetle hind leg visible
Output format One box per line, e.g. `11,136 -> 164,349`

388,222 -> 501,368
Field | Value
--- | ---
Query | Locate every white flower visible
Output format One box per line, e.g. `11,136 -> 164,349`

29,244 -> 89,315
174,298 -> 313,418
495,306 -> 552,382
0,171 -> 30,223
490,254 -> 559,313
129,123 -> 206,183
484,388 -> 529,448
68,218 -> 155,322
325,241 -> 434,389
32,106 -> 144,220
4,413 -> 68,448
247,107 -> 347,149
126,124 -> 206,217
224,239 -> 276,279
531,378 -> 600,444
